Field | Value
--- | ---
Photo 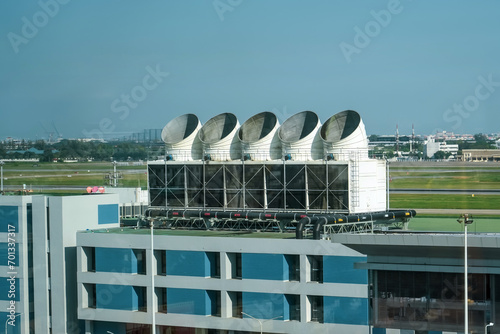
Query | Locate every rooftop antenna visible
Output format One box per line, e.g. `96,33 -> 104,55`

39,122 -> 54,144
410,123 -> 415,153
396,123 -> 399,154
52,121 -> 63,141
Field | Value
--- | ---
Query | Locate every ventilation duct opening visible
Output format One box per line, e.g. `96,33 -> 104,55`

161,113 -> 203,161
278,111 -> 323,161
198,113 -> 241,161
238,111 -> 281,161
320,110 -> 368,161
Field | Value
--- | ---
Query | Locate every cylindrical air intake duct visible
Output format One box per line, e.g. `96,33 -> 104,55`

161,113 -> 203,161
238,111 -> 281,161
320,110 -> 368,161
278,111 -> 323,160
198,112 -> 241,161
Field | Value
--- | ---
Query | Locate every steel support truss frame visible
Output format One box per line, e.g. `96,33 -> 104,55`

148,160 -> 349,213
160,217 -> 293,232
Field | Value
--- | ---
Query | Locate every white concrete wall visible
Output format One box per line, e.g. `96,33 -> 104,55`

77,232 -> 369,334
0,195 -> 32,334
351,159 -> 387,213
32,195 -> 51,333
49,194 -> 120,334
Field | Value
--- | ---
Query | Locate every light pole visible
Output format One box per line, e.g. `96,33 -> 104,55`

241,312 -> 283,334
112,161 -> 118,187
150,218 -> 156,334
485,322 -> 494,334
458,213 -> 474,334
0,160 -> 4,193
5,313 -> 22,333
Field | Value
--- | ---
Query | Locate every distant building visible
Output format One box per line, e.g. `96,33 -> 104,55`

424,138 -> 459,158
432,131 -> 474,141
462,149 -> 500,162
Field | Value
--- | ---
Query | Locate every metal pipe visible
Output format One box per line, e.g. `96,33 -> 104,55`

312,216 -> 329,240
144,208 -> 416,238
296,216 -> 315,239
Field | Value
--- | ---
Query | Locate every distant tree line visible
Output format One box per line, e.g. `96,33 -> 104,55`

0,139 -> 149,162
451,134 -> 497,150
368,133 -> 497,159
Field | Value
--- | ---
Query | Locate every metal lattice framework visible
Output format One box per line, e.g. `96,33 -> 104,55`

323,221 -> 374,236
160,217 -> 291,232
148,160 -> 349,213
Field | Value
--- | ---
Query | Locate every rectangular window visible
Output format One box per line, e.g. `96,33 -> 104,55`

228,253 -> 242,279
286,294 -> 301,321
133,249 -> 146,275
285,255 -> 300,281
95,284 -> 146,311
155,250 -> 166,276
206,252 -> 220,278
309,295 -> 324,323
229,291 -> 242,318
83,283 -> 96,309
156,287 -> 167,313
97,204 -> 119,225
135,286 -> 147,312
83,247 -> 95,272
372,270 -> 492,332
308,255 -> 323,283
95,248 -> 145,274
207,290 -> 221,317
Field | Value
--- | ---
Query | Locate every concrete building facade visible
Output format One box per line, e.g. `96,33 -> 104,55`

77,230 -> 370,333
0,194 -> 120,333
333,232 -> 500,334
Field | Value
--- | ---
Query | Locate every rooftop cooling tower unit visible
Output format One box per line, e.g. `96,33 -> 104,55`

198,112 -> 241,161
161,113 -> 203,161
320,110 -> 368,161
238,111 -> 281,161
278,111 -> 323,161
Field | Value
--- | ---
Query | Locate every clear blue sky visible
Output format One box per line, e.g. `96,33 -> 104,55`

1,0 -> 499,140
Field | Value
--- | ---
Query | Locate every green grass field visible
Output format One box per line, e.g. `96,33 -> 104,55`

2,162 -> 500,212
408,216 -> 500,232
2,161 -> 146,189
389,171 -> 500,189
389,194 -> 500,210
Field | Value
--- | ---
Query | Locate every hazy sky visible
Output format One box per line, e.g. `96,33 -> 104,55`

1,0 -> 499,140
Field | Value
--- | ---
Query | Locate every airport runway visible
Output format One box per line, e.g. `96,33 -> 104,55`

404,208 -> 500,215
390,188 -> 500,195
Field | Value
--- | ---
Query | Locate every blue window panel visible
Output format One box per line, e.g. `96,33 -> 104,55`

324,296 -> 368,325
242,253 -> 286,281
323,256 -> 367,284
167,288 -> 210,315
242,292 -> 285,320
0,277 -> 20,301
97,204 -> 119,225
93,320 -> 127,334
372,328 -> 386,334
95,284 -> 139,311
0,243 -> 19,266
95,248 -> 137,273
0,312 -> 21,334
0,206 -> 18,233
166,250 -> 209,277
